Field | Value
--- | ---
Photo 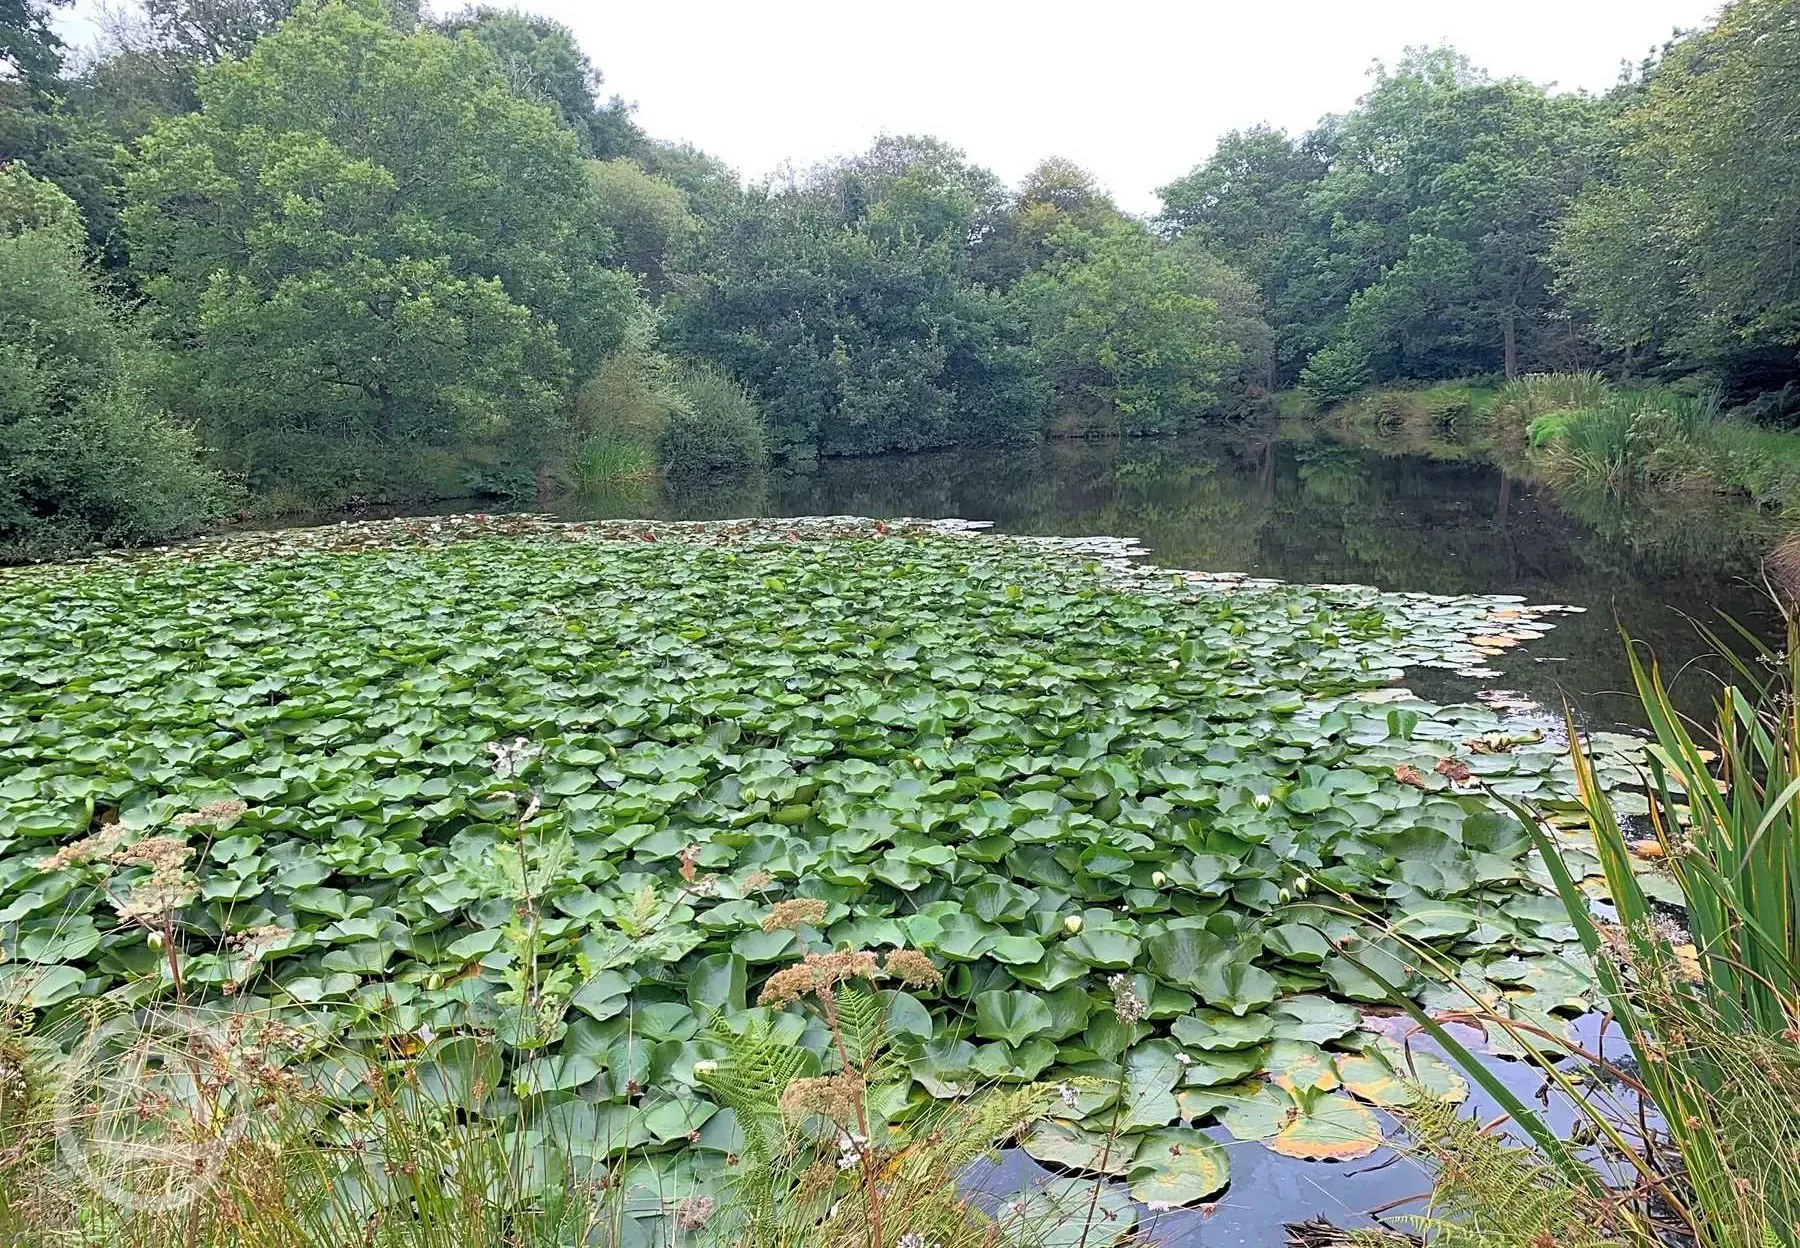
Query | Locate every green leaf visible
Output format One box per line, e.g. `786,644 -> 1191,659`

974,990 -> 1054,1045
1128,1127 -> 1230,1206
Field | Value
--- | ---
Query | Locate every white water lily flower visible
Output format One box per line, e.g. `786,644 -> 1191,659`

1063,914 -> 1083,934
1151,871 -> 1166,888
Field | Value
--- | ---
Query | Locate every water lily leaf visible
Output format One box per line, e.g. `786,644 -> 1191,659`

1212,1081 -> 1295,1140
1179,1044 -> 1267,1087
414,1037 -> 502,1111
989,933 -> 1048,965
516,1053 -> 601,1097
1169,1009 -> 1273,1051
687,953 -> 746,1012
1144,929 -> 1276,1014
1020,1121 -> 1133,1176
0,963 -> 83,1009
1264,922 -> 1332,965
1270,1090 -> 1383,1160
1337,1042 -> 1467,1107
1065,929 -> 1139,969
1128,1127 -> 1230,1207
995,1176 -> 1136,1247
975,990 -> 1055,1046
1264,1038 -> 1339,1092
1269,995 -> 1362,1043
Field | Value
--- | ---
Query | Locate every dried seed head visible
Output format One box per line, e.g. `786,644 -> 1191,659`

760,898 -> 828,932
778,1073 -> 865,1124
756,949 -> 880,1007
881,948 -> 941,990
173,800 -> 248,829
672,1194 -> 715,1231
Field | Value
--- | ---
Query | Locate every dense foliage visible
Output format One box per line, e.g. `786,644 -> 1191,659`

1554,0 -> 1800,392
1160,9 -> 1800,408
0,517 -> 1654,1224
123,0 -> 641,503
0,166 -> 228,558
3,0 -> 1798,550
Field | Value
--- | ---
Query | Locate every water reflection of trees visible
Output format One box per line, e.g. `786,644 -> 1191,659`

555,426 -> 1775,726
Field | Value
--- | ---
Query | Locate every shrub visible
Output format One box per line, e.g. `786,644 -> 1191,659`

0,168 -> 232,560
1422,393 -> 1473,429
1297,343 -> 1372,407
1373,391 -> 1413,426
563,333 -> 682,489
657,363 -> 769,477
1489,371 -> 1611,434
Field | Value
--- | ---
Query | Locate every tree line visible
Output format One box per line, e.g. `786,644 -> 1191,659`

1161,6 -> 1800,408
1,0 -> 1796,556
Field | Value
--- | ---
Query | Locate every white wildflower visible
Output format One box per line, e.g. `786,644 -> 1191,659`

487,737 -> 541,779
1108,973 -> 1147,1025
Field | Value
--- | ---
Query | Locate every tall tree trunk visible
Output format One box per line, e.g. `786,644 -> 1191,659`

1502,315 -> 1518,381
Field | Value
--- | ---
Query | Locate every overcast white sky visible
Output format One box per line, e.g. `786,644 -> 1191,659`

62,0 -> 1723,212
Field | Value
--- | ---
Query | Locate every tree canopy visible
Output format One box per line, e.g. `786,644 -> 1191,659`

2,0 -> 1796,551
123,0 -> 642,496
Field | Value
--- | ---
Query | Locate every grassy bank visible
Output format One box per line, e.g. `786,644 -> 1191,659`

1309,375 -> 1800,525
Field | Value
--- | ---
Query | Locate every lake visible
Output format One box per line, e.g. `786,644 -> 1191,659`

544,425 -> 1781,730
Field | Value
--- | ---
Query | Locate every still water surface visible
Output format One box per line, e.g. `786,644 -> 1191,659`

549,427 -> 1779,729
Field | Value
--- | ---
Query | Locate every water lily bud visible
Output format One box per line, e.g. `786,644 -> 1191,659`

1277,887 -> 1291,905
426,973 -> 444,991
1252,793 -> 1272,811
147,931 -> 164,952
1295,873 -> 1312,897
1063,914 -> 1083,935
693,1060 -> 719,1076
1151,871 -> 1166,888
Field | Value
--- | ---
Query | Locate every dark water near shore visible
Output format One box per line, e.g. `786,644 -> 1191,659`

530,425 -> 1779,729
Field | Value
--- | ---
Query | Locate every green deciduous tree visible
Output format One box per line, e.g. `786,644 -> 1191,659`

0,166 -> 229,557
0,0 -> 66,93
1158,125 -> 1330,380
669,136 -> 1043,457
587,157 -> 697,294
1013,221 -> 1250,434
1555,0 -> 1800,389
1162,49 -> 1607,392
124,0 -> 642,501
434,5 -> 643,159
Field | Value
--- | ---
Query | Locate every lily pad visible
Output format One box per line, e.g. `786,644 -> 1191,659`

1128,1127 -> 1230,1206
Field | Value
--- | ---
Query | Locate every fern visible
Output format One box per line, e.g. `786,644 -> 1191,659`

830,983 -> 888,1072
1358,1103 -> 1647,1248
699,1013 -> 812,1167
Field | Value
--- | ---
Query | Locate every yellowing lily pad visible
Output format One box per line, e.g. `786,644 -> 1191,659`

1337,1042 -> 1467,1107
1270,1090 -> 1383,1161
1128,1127 -> 1230,1206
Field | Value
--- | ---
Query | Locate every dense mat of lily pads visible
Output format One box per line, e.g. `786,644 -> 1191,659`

0,515 -> 1647,1224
